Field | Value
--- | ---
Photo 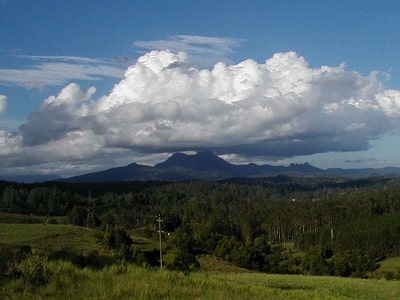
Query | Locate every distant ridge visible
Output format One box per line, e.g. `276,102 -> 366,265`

62,163 -> 154,183
0,174 -> 61,183
60,152 -> 400,183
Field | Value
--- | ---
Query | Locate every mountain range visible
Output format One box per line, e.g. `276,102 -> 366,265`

59,151 -> 400,183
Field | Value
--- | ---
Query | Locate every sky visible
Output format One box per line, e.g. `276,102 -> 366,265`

1,0 -> 400,178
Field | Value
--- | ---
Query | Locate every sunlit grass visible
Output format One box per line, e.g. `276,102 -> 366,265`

2,262 -> 400,300
370,257 -> 400,279
0,212 -> 68,224
0,223 -> 105,255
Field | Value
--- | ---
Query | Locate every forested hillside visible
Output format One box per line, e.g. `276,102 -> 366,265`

2,175 -> 400,278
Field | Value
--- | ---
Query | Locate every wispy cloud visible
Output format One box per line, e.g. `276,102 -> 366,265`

0,56 -> 124,89
134,35 -> 244,67
344,158 -> 378,164
18,55 -> 105,64
0,95 -> 6,113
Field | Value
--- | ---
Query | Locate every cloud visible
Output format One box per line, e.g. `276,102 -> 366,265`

134,35 -> 244,67
2,50 -> 400,174
0,95 -> 6,113
344,158 -> 378,164
20,83 -> 96,145
0,56 -> 124,89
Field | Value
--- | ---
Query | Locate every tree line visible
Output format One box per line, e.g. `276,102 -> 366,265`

2,176 -> 400,277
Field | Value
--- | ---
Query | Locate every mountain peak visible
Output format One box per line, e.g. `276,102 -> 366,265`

194,150 -> 225,161
288,162 -> 321,172
156,151 -> 231,170
194,150 -> 216,157
156,152 -> 191,168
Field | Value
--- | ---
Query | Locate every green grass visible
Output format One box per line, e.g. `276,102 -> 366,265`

0,212 -> 68,224
371,257 -> 400,279
0,212 -> 45,224
378,257 -> 400,272
1,222 -> 400,299
1,262 -> 400,300
197,254 -> 250,273
0,223 -> 105,255
127,229 -> 160,252
214,272 -> 400,299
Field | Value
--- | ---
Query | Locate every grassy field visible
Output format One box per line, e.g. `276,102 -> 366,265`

0,212 -> 67,224
1,261 -> 400,300
371,257 -> 400,279
1,221 -> 400,299
0,223 -> 105,255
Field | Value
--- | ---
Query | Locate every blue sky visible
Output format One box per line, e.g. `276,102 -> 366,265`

1,0 -> 400,177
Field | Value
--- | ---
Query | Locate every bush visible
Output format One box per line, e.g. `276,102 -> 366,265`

384,271 -> 395,280
0,245 -> 32,281
46,217 -> 58,224
67,206 -> 87,226
215,236 -> 252,269
302,249 -> 332,276
331,250 -> 378,278
103,226 -> 133,259
163,248 -> 199,272
18,254 -> 50,286
132,248 -> 148,266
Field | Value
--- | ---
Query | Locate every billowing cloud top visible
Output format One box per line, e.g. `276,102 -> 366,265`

2,50 -> 400,172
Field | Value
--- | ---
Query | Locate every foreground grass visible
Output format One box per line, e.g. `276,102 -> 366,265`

1,262 -> 400,300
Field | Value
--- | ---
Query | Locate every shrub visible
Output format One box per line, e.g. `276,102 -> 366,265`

0,245 -> 32,281
384,271 -> 395,280
163,248 -> 199,272
18,254 -> 50,286
46,217 -> 58,224
67,206 -> 87,226
132,248 -> 148,266
103,226 -> 133,259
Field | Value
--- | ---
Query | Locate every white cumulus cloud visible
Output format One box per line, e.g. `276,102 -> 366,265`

20,83 -> 96,145
2,50 -> 400,173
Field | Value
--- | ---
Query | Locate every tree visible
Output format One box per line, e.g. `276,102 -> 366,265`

103,226 -> 133,259
169,217 -> 195,252
1,186 -> 25,213
86,211 -> 101,228
67,206 -> 87,226
163,248 -> 199,272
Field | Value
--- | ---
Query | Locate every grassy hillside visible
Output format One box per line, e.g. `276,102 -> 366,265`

0,212 -> 47,224
371,257 -> 400,279
0,223 -> 104,255
1,222 -> 400,299
0,212 -> 68,224
2,262 -> 400,300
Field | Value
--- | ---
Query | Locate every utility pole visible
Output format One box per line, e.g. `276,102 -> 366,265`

157,214 -> 163,270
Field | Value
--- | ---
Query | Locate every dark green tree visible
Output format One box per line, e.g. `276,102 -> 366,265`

67,206 -> 87,226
